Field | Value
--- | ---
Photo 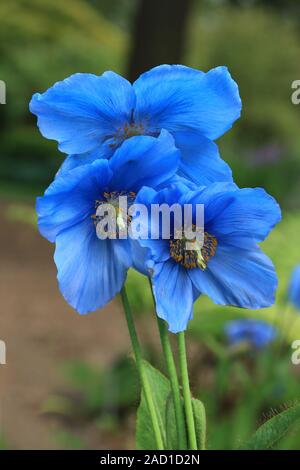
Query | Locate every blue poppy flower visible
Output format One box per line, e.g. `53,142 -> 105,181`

30,65 -> 241,185
225,319 -> 277,348
36,130 -> 180,313
288,265 -> 300,310
136,183 -> 281,333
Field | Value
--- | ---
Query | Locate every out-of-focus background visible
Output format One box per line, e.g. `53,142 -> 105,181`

0,0 -> 300,450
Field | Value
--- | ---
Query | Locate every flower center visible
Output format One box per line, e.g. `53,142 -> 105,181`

123,122 -> 145,139
170,231 -> 217,270
109,122 -> 145,150
91,191 -> 136,235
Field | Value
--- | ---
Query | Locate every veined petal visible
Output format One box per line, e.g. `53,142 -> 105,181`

54,218 -> 130,313
108,130 -> 180,192
133,65 -> 241,140
175,131 -> 233,185
177,182 -> 237,226
189,245 -> 278,309
30,72 -> 136,154
151,260 -> 194,333
208,187 -> 281,245
37,159 -> 112,242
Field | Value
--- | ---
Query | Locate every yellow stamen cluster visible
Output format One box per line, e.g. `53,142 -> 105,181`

91,191 -> 136,231
170,231 -> 217,270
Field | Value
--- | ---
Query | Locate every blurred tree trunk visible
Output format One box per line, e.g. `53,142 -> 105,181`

127,0 -> 194,81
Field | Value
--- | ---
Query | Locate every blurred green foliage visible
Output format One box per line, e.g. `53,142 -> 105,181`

0,0 -> 127,189
42,357 -> 139,421
86,0 -> 137,30
41,357 -> 139,449
53,430 -> 84,450
187,6 -> 300,207
199,347 -> 300,449
0,433 -> 8,450
1,2 -> 300,208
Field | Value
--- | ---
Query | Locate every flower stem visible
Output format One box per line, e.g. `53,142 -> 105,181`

177,332 -> 198,450
148,279 -> 188,449
120,286 -> 164,450
157,317 -> 188,449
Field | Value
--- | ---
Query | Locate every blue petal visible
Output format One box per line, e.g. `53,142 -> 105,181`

155,173 -> 198,192
251,322 -> 277,347
174,131 -> 233,185
133,65 -> 241,140
135,185 -> 185,262
179,184 -> 280,245
108,130 -> 180,192
189,245 -> 278,309
133,187 -> 171,264
178,182 -> 237,226
57,147 -> 113,177
36,159 -> 112,242
137,238 -> 170,265
113,239 -> 133,269
54,218 -> 130,313
225,319 -> 276,348
30,71 -> 135,154
151,260 -> 194,333
130,239 -> 150,275
288,265 -> 300,310
207,187 -> 281,246
136,182 -> 189,210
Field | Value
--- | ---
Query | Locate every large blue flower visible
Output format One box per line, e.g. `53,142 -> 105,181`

288,265 -> 300,310
36,130 -> 180,313
136,183 -> 281,333
225,319 -> 277,349
30,65 -> 241,185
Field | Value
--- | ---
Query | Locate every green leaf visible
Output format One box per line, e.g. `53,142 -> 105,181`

239,403 -> 300,450
192,398 -> 207,450
166,393 -> 179,450
136,361 -> 171,450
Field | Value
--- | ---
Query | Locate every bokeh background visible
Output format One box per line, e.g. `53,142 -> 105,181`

0,0 -> 300,450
